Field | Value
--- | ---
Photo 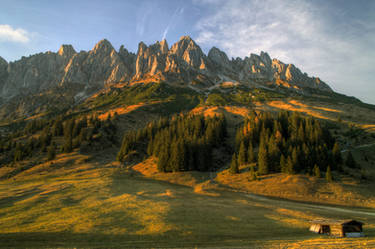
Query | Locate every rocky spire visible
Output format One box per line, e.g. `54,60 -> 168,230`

159,39 -> 169,54
0,56 -> 8,91
208,47 -> 231,70
92,39 -> 115,54
169,35 -> 206,69
0,36 -> 334,103
58,44 -> 76,57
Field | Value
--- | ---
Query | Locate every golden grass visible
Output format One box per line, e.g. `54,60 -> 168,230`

267,100 -> 335,121
362,124 -> 375,132
191,105 -> 251,118
193,180 -> 221,197
215,165 -> 375,208
132,157 -> 210,187
264,99 -> 375,133
97,101 -> 162,120
1,153 -> 375,248
129,73 -> 166,86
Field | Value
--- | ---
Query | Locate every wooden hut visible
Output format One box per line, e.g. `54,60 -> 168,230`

309,219 -> 364,237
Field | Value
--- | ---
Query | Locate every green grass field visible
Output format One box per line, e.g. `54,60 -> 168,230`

0,152 -> 375,248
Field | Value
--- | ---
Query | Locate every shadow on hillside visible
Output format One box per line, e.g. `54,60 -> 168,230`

0,231 -> 278,248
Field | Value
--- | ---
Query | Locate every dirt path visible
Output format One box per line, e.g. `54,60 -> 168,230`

247,193 -> 375,217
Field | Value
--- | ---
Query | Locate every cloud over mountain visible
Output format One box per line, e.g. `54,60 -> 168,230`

0,24 -> 30,43
194,0 -> 375,104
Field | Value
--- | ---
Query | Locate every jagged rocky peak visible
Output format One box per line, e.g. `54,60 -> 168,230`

0,56 -> 7,66
60,38 -> 132,86
92,39 -> 115,54
170,35 -> 206,69
119,45 -> 136,69
285,64 -> 300,81
170,35 -> 195,56
0,56 -> 7,77
0,56 -> 8,90
159,39 -> 169,54
208,47 -> 231,70
148,40 -> 169,55
58,44 -> 76,57
134,40 -> 171,78
260,51 -> 272,67
170,36 -> 203,57
0,35 -> 335,103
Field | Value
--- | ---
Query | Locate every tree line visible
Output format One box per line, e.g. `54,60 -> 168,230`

230,111 -> 358,177
0,114 -> 116,164
117,114 -> 227,172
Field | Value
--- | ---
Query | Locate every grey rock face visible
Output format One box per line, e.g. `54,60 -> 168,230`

0,36 -> 333,102
134,40 -> 169,79
2,49 -> 75,98
169,36 -> 207,70
208,47 -> 232,71
62,39 -> 131,85
58,44 -> 76,58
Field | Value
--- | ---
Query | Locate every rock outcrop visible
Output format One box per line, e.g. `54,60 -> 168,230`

0,56 -> 7,93
61,39 -> 132,86
0,35 -> 332,102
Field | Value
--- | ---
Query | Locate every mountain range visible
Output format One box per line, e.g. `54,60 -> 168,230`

0,36 -> 332,105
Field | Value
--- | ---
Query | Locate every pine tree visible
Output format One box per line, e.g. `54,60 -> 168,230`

238,141 -> 247,165
257,141 -> 269,175
47,146 -> 56,161
247,142 -> 256,163
345,151 -> 357,168
157,149 -> 169,172
14,143 -> 23,162
268,135 -> 280,172
313,164 -> 321,178
280,154 -> 286,173
52,117 -> 63,136
291,147 -> 299,172
332,142 -> 342,165
64,119 -> 75,139
326,165 -> 332,182
63,136 -> 73,153
249,166 -> 256,181
229,153 -> 239,174
286,156 -> 294,174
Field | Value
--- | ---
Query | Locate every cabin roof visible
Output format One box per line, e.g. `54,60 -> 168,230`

311,219 -> 364,226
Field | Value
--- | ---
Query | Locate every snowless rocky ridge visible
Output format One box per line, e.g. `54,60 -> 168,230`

0,36 -> 331,101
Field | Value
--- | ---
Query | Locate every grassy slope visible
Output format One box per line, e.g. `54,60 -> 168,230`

1,85 -> 375,247
1,152 -> 375,248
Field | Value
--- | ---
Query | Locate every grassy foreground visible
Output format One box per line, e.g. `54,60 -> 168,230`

0,152 -> 375,248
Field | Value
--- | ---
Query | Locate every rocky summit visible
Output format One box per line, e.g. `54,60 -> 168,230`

0,35 -> 331,103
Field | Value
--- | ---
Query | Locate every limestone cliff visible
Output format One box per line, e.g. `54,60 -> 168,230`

0,35 -> 332,103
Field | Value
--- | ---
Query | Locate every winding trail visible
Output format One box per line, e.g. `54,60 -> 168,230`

247,193 -> 375,217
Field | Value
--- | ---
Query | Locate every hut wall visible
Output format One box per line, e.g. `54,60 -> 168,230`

330,225 -> 344,237
309,224 -> 321,233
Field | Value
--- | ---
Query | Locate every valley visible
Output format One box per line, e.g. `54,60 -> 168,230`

0,36 -> 375,248
0,150 -> 375,248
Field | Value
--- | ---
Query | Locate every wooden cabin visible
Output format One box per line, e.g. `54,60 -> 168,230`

310,219 -> 364,237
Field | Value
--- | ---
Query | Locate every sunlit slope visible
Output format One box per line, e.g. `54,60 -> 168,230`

0,152 -> 375,248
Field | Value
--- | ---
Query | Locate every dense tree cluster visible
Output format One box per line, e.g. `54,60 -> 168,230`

117,114 -> 227,172
233,111 -> 342,175
0,114 -> 116,165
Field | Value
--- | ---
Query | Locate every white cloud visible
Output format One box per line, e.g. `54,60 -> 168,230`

162,6 -> 184,40
0,24 -> 30,43
194,0 -> 375,104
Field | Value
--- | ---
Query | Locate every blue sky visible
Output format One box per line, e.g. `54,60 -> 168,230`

0,0 -> 374,104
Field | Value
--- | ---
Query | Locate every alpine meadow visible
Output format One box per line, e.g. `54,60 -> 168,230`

1,1 -> 375,248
